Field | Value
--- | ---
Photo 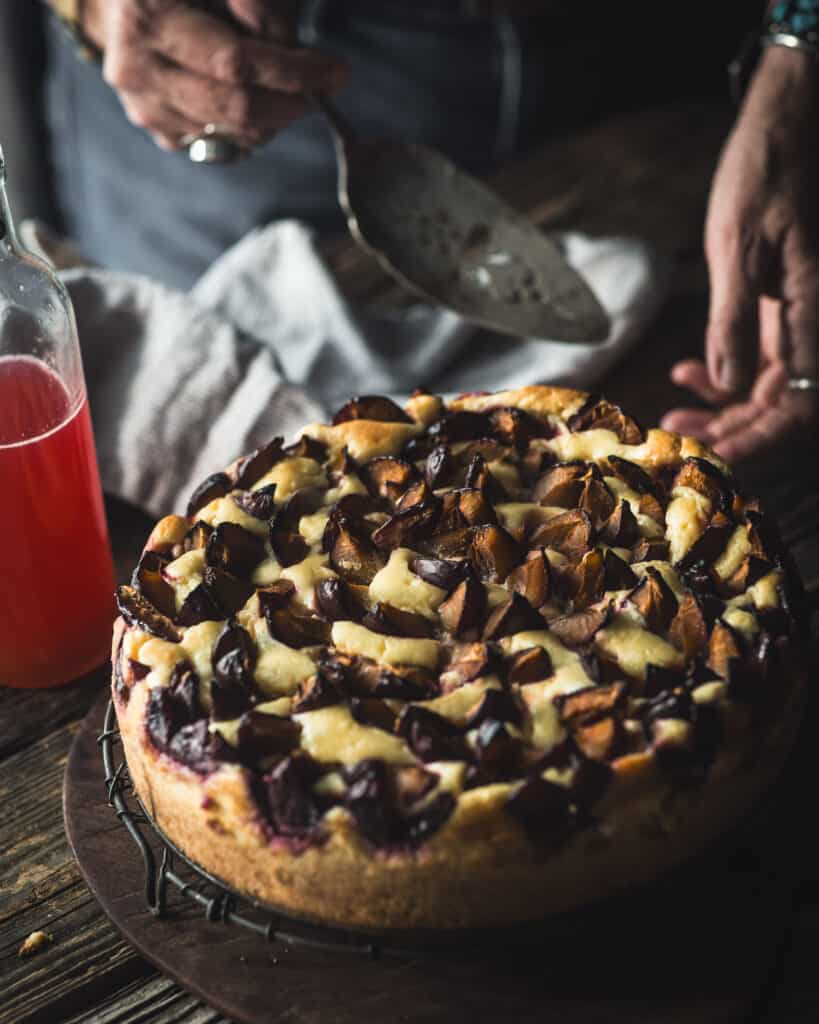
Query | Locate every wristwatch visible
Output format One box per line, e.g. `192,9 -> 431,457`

50,0 -> 102,62
730,0 -> 819,104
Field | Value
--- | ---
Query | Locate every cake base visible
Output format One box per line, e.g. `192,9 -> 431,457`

66,690 -> 801,1024
115,666 -> 806,931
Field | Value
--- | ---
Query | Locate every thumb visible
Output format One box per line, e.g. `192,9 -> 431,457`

705,236 -> 760,394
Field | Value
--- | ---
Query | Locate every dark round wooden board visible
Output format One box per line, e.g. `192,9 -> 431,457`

65,690 -> 795,1024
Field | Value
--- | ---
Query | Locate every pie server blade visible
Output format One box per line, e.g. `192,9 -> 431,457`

316,96 -> 610,344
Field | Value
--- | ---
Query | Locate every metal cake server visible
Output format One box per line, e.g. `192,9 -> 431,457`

190,2 -> 608,341
313,94 -> 610,344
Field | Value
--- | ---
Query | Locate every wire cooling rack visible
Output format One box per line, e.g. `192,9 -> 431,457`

97,699 -> 417,957
98,699 -> 581,958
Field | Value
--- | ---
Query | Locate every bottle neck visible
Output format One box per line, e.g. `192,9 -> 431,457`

0,145 -> 86,407
0,150 -> 22,254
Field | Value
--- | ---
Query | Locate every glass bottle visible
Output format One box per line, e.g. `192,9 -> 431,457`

0,146 -> 115,687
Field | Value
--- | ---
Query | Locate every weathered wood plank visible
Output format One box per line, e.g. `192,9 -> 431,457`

0,883 -> 151,1024
0,674 -> 102,763
0,723 -> 83,918
60,974 -> 226,1024
0,722 -> 150,1024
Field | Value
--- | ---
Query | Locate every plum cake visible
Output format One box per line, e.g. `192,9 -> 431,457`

112,385 -> 806,931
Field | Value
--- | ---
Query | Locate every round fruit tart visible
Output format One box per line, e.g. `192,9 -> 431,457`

112,385 -> 806,931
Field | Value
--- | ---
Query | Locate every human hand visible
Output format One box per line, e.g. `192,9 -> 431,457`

80,0 -> 347,151
662,45 -> 819,462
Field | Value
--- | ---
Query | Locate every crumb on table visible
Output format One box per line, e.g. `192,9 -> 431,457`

18,931 -> 53,958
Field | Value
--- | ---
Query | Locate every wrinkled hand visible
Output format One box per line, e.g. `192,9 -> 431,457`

81,0 -> 347,150
662,46 -> 819,462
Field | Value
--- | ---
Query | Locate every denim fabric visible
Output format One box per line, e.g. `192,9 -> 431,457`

45,4 -> 613,289
43,1 -> 749,290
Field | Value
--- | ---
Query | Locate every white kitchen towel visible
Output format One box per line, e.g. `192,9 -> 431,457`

29,220 -> 669,518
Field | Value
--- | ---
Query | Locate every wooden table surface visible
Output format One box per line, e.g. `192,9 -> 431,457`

3,99 -> 819,1024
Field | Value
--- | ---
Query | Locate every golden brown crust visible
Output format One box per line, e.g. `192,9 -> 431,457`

145,515 -> 188,553
301,420 -> 423,461
448,385 -> 588,420
112,383 -> 807,930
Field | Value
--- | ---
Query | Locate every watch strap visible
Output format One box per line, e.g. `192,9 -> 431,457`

763,1 -> 819,56
730,1 -> 819,105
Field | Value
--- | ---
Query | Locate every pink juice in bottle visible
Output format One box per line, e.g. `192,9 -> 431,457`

0,355 -> 115,687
